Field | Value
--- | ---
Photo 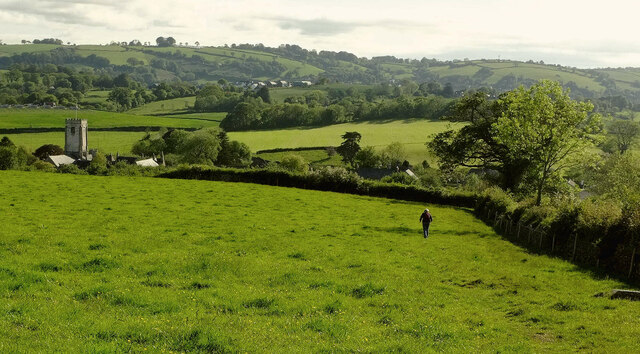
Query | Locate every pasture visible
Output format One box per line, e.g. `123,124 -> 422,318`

256,149 -> 344,166
80,90 -> 110,104
230,119 -> 463,164
0,171 -> 638,352
0,109 -> 220,129
269,84 -> 374,103
3,131 -> 144,154
73,45 -> 153,66
127,97 -> 197,116
0,44 -> 61,56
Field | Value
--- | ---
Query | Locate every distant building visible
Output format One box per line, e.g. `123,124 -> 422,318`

65,119 -> 88,159
46,155 -> 75,168
293,81 -> 313,87
136,158 -> 159,167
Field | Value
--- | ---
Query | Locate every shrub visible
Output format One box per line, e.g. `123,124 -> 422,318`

0,136 -> 14,147
279,154 -> 308,173
381,172 -> 417,186
57,164 -> 87,175
516,202 -> 558,228
418,168 -> 443,189
33,144 -> 64,160
30,160 -> 55,172
577,198 -> 623,241
0,145 -> 32,170
87,152 -> 107,175
477,187 -> 516,215
217,141 -> 252,168
380,142 -> 407,167
354,146 -> 381,168
0,146 -> 19,170
310,166 -> 360,186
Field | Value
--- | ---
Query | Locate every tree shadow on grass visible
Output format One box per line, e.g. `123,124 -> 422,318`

565,263 -> 639,289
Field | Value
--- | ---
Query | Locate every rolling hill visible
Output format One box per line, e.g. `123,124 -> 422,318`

1,43 -> 639,103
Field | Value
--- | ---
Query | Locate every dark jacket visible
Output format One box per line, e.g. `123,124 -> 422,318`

420,211 -> 433,224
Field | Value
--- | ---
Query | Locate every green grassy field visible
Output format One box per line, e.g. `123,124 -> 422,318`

427,61 -> 606,92
269,84 -> 375,103
257,149 -> 344,166
0,171 -> 638,352
81,90 -> 110,104
0,109 -> 220,129
231,119 -> 462,164
0,44 -> 61,56
4,131 -> 144,154
127,97 -> 197,115
73,45 -> 153,66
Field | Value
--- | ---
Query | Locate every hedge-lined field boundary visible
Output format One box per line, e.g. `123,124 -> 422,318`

475,189 -> 640,282
157,165 -> 476,208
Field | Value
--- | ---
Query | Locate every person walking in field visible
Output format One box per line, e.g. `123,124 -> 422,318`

419,208 -> 433,239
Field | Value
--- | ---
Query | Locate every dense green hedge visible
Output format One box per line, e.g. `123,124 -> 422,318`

475,188 -> 640,280
157,165 -> 476,208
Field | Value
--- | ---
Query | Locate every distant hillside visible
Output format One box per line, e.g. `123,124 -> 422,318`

1,43 -> 639,103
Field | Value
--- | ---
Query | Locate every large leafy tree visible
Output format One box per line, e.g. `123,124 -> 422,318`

336,132 -> 362,167
179,129 -> 222,165
607,119 -> 639,154
107,87 -> 134,110
220,102 -> 261,131
33,144 -> 63,160
429,90 -> 531,189
493,80 -> 601,205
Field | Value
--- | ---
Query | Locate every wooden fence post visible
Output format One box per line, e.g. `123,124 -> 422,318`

517,223 -> 521,240
527,227 -> 532,244
630,248 -> 637,279
551,234 -> 556,253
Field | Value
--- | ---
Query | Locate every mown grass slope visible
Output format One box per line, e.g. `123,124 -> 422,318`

0,171 -> 638,352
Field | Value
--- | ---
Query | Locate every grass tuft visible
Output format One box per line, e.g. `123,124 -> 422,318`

351,283 -> 385,298
243,297 -> 275,309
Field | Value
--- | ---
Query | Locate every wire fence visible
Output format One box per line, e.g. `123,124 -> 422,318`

479,207 -> 639,281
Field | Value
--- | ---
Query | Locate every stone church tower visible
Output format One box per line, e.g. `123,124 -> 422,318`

65,119 -> 88,159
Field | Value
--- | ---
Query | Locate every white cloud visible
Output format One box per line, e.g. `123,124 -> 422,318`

0,0 -> 638,67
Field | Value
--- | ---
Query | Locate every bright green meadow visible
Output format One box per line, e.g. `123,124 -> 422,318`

257,149 -> 344,167
230,119 -> 463,164
0,171 -> 639,352
127,97 -> 197,116
0,109 -> 220,130
4,131 -> 144,154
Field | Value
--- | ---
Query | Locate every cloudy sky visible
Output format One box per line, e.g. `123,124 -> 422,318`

0,0 -> 638,68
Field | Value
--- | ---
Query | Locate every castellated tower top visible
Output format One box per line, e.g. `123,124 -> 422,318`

64,119 -> 88,159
